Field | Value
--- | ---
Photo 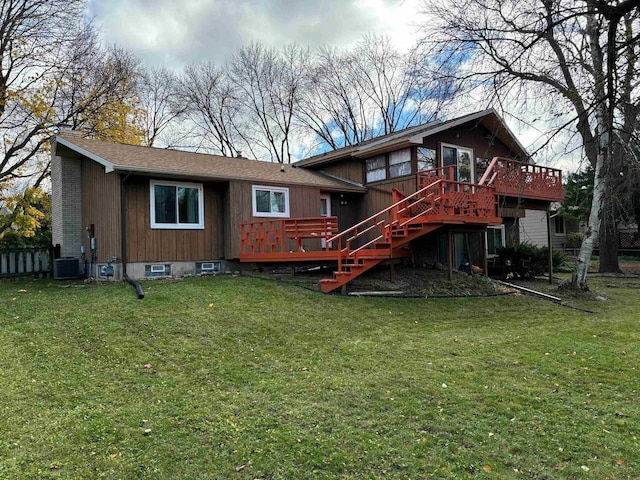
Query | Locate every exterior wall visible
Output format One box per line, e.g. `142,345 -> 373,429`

362,177 -> 416,220
81,158 -> 122,263
519,209 -> 566,250
226,181 -> 325,259
51,151 -> 83,258
125,177 -> 223,263
423,122 -> 520,167
319,161 -> 364,184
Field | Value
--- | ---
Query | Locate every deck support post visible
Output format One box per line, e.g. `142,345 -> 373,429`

389,258 -> 395,283
547,207 -> 554,284
447,230 -> 453,281
340,284 -> 347,296
482,229 -> 488,276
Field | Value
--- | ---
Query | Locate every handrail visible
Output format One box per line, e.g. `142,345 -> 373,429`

478,156 -> 564,200
326,178 -> 444,252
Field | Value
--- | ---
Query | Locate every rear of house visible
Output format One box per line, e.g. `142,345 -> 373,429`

51,109 -> 564,291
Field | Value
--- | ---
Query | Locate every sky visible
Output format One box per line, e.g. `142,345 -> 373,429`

86,0 -> 423,69
84,0 -> 581,172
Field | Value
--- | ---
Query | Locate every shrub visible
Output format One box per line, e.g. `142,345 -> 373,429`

497,242 -> 568,277
566,232 -> 584,248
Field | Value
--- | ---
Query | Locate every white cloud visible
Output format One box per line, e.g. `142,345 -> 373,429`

87,0 -> 422,68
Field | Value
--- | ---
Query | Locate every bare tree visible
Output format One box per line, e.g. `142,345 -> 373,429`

138,66 -> 187,147
296,35 -> 456,151
227,43 -> 307,163
179,62 -> 245,157
420,0 -> 640,289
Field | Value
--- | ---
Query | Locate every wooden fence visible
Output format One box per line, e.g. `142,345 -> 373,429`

0,247 -> 52,278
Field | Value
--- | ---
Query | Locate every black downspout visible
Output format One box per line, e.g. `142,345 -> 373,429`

121,173 -> 144,299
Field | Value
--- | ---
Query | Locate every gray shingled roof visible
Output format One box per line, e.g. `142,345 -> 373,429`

54,134 -> 365,192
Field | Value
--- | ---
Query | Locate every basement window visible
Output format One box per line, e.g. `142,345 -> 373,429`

150,180 -> 204,229
252,185 -> 289,218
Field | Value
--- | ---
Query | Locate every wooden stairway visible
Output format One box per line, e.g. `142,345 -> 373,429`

319,222 -> 443,293
319,171 -> 500,293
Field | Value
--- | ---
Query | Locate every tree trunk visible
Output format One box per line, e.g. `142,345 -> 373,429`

598,198 -> 622,273
571,154 -> 606,290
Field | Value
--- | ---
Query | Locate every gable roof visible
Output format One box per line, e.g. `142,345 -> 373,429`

294,109 -> 528,168
54,134 -> 365,193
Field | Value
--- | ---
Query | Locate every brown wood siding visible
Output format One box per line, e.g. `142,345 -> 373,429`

125,177 -> 222,262
81,158 -> 122,263
227,181 -> 326,259
363,177 -> 416,219
319,160 -> 364,184
423,123 -> 518,164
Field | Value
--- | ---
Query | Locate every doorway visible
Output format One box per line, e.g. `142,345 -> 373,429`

320,194 -> 331,248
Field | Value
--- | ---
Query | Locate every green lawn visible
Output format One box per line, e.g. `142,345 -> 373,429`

1,275 -> 639,479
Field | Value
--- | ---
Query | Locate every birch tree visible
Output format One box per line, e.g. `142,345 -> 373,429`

420,0 -> 640,289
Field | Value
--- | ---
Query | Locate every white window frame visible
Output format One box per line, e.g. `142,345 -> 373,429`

150,180 -> 205,230
486,225 -> 506,258
252,185 -> 290,218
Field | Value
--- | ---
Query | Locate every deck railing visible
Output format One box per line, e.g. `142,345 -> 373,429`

327,175 -> 500,271
478,157 -> 564,201
0,247 -> 52,278
240,216 -> 339,260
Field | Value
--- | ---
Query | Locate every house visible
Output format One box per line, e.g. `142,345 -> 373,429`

51,109 -> 564,291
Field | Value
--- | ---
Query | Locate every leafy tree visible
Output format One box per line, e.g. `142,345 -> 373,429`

0,187 -> 51,247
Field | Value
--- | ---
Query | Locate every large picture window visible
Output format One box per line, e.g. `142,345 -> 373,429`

252,185 -> 290,217
150,180 -> 204,229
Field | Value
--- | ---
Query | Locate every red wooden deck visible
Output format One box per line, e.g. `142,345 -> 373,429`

239,158 -> 563,292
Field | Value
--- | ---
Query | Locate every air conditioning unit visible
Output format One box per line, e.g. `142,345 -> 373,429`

53,258 -> 81,280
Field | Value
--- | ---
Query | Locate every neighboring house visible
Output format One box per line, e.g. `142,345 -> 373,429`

51,109 -> 564,291
518,204 -> 580,251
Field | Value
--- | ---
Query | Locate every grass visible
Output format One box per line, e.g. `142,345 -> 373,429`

1,275 -> 640,479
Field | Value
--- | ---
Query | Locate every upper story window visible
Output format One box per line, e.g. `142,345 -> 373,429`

389,149 -> 411,178
150,180 -> 204,229
365,155 -> 386,183
417,147 -> 436,172
442,144 -> 474,183
365,149 -> 413,183
252,185 -> 290,217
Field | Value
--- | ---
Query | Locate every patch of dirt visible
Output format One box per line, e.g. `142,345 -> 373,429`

246,264 -> 515,297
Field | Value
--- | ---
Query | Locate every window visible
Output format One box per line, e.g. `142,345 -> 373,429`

554,215 -> 566,235
150,180 -> 204,229
441,144 -> 474,183
475,157 -> 490,183
486,225 -> 505,257
365,155 -> 386,183
252,185 -> 290,217
417,147 -> 436,172
389,149 -> 411,178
